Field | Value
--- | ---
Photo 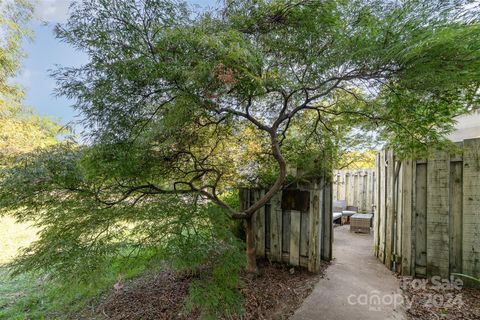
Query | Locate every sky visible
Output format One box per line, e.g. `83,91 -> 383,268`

14,0 -> 217,132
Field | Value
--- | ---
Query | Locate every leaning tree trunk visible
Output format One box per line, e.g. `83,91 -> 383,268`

244,216 -> 258,273
231,132 -> 285,273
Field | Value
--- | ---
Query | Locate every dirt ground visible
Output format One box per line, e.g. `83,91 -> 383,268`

81,260 -> 328,320
401,277 -> 480,320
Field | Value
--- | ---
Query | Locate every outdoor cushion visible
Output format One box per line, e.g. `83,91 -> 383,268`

333,211 -> 342,221
342,210 -> 357,217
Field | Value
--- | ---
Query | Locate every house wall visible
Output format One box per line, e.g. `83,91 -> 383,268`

447,110 -> 480,142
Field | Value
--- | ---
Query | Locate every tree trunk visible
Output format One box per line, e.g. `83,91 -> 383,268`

245,216 -> 258,273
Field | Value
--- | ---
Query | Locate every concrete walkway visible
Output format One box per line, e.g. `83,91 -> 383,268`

292,226 -> 406,320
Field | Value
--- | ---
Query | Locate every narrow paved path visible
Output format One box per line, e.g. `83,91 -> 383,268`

292,226 -> 406,320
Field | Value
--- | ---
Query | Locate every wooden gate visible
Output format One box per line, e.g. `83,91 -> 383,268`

241,179 -> 333,273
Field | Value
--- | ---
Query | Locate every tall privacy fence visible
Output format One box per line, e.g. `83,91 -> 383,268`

332,169 -> 376,213
374,138 -> 480,280
240,179 -> 333,273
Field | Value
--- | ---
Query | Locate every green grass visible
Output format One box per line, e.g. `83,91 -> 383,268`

0,263 -> 148,319
0,216 -> 156,319
0,216 -> 46,319
0,269 -> 50,320
0,216 -> 37,265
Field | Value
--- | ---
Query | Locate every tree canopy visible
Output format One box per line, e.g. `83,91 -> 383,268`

0,1 -> 479,311
0,0 -> 31,94
47,0 -> 479,227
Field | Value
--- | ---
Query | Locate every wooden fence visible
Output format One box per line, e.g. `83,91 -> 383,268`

374,138 -> 480,280
333,169 -> 376,213
241,179 -> 333,273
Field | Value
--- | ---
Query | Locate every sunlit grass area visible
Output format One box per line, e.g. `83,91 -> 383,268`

0,216 -> 42,318
0,216 -> 37,265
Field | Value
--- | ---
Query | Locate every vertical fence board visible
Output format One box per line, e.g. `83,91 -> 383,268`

353,173 -> 359,209
462,138 -> 480,279
374,154 -> 381,256
379,151 -> 387,263
350,172 -> 355,207
359,172 -> 366,211
450,159 -> 463,274
411,162 -> 417,276
253,190 -> 266,257
282,210 -> 291,253
369,171 -> 374,212
345,172 -> 351,206
339,172 -> 346,201
270,191 -> 283,260
265,202 -> 271,251
308,190 -> 319,271
333,173 -> 338,201
396,162 -> 403,269
427,151 -> 450,278
415,162 -> 428,277
385,151 -> 395,269
365,171 -> 371,213
321,184 -> 331,262
289,210 -> 301,266
401,160 -> 413,275
300,211 -> 309,257
411,161 -> 418,276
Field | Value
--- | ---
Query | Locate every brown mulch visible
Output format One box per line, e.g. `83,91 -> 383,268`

85,260 -> 327,320
98,269 -> 197,320
401,277 -> 480,320
237,260 -> 328,319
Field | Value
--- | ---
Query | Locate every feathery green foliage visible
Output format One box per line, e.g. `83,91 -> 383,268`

1,0 -> 480,317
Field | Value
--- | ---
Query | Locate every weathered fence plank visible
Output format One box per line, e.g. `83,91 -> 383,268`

359,171 -> 366,211
449,157 -> 463,274
396,161 -> 403,270
300,211 -> 309,257
289,210 -> 301,266
253,190 -> 266,257
401,160 -> 413,275
426,151 -> 450,278
462,138 -> 480,279
321,185 -> 331,262
378,151 -> 387,263
373,153 -> 381,256
308,190 -> 319,271
282,210 -> 290,254
385,151 -> 395,270
270,191 -> 283,260
414,161 -> 428,277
